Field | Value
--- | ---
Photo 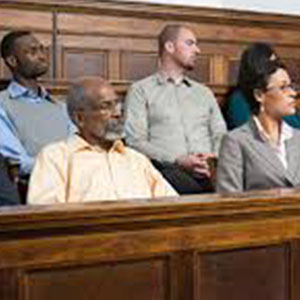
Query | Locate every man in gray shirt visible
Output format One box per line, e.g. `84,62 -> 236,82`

125,24 -> 226,194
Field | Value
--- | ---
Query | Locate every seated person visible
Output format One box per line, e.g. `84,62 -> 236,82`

125,25 -> 226,195
0,154 -> 20,206
0,31 -> 75,179
27,77 -> 177,204
225,42 -> 300,130
217,60 -> 300,192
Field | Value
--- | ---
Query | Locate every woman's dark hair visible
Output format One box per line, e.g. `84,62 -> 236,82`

223,42 -> 280,127
243,59 -> 286,115
238,42 -> 277,91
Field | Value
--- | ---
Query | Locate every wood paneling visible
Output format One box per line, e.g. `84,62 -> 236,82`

282,58 -> 300,84
24,258 -> 168,300
228,58 -> 240,85
196,245 -> 289,300
0,0 -> 300,103
120,51 -> 158,81
62,48 -> 108,79
188,55 -> 211,84
0,190 -> 300,299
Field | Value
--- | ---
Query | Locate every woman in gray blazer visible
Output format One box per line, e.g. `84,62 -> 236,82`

217,59 -> 300,192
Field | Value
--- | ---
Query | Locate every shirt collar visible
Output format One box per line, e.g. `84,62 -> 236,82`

68,134 -> 126,154
155,71 -> 192,87
252,116 -> 293,145
8,80 -> 51,101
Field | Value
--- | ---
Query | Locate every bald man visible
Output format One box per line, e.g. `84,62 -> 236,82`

28,77 -> 177,204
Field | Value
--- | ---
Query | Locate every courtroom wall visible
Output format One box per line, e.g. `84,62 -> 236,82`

1,0 -> 300,104
125,0 -> 300,16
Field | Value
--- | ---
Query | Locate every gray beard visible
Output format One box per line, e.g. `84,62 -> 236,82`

104,120 -> 125,141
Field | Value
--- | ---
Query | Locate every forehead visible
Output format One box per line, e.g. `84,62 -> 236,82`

268,68 -> 290,84
86,83 -> 117,105
99,85 -> 117,100
176,28 -> 196,41
15,34 -> 41,49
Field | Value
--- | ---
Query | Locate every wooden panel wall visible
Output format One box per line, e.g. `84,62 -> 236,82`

0,0 -> 300,104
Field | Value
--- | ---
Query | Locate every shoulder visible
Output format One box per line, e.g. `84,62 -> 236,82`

188,79 -> 212,93
123,146 -> 151,164
229,88 -> 244,99
223,122 -> 252,143
187,79 -> 217,102
292,127 -> 300,134
291,127 -> 300,139
50,98 -> 67,110
128,73 -> 158,92
38,138 -> 71,160
0,88 -> 10,101
0,88 -> 9,96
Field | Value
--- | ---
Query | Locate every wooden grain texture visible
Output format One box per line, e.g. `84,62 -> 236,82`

1,189 -> 300,299
0,0 -> 300,107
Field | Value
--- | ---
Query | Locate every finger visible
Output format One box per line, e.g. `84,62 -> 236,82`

194,167 -> 211,177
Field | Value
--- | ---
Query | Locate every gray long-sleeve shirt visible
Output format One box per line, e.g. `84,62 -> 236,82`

124,72 -> 227,163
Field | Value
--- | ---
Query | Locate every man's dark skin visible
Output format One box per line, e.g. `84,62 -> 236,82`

5,33 -> 48,94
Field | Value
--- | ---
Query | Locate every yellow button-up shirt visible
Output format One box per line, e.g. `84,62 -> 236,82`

28,135 -> 177,204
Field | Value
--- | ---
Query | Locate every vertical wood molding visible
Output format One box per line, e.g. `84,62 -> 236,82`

108,50 -> 121,81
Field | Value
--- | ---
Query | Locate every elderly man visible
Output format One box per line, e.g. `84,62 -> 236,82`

0,31 -> 75,179
125,24 -> 227,194
28,77 -> 177,204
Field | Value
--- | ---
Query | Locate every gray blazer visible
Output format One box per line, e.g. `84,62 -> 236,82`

216,120 -> 300,193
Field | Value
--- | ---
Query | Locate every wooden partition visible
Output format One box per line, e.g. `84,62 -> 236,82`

1,0 -> 300,105
1,189 -> 300,299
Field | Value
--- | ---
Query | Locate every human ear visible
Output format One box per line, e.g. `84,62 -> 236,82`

254,89 -> 265,104
73,111 -> 84,129
5,56 -> 17,69
165,41 -> 175,54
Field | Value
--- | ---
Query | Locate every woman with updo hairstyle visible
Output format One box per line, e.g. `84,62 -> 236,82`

217,59 -> 300,192
225,42 -> 300,129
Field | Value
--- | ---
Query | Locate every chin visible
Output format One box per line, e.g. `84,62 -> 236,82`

287,107 -> 296,115
105,132 -> 124,142
185,65 -> 195,71
34,66 -> 49,78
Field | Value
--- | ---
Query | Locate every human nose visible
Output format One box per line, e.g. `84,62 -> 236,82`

288,85 -> 297,97
291,90 -> 297,99
38,46 -> 47,61
194,44 -> 201,54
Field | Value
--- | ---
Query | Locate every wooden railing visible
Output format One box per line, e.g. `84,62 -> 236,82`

1,188 -> 300,299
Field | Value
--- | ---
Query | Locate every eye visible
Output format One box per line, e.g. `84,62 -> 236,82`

186,39 -> 196,46
279,83 -> 294,91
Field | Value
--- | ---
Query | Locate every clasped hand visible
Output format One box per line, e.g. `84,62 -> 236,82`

176,153 -> 216,178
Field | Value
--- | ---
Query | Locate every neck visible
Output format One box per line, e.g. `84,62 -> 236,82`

14,74 -> 39,94
159,58 -> 185,84
79,132 -> 114,151
257,113 -> 282,144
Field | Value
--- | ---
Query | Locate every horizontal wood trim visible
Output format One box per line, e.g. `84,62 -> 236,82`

1,190 -> 300,269
2,0 -> 300,29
